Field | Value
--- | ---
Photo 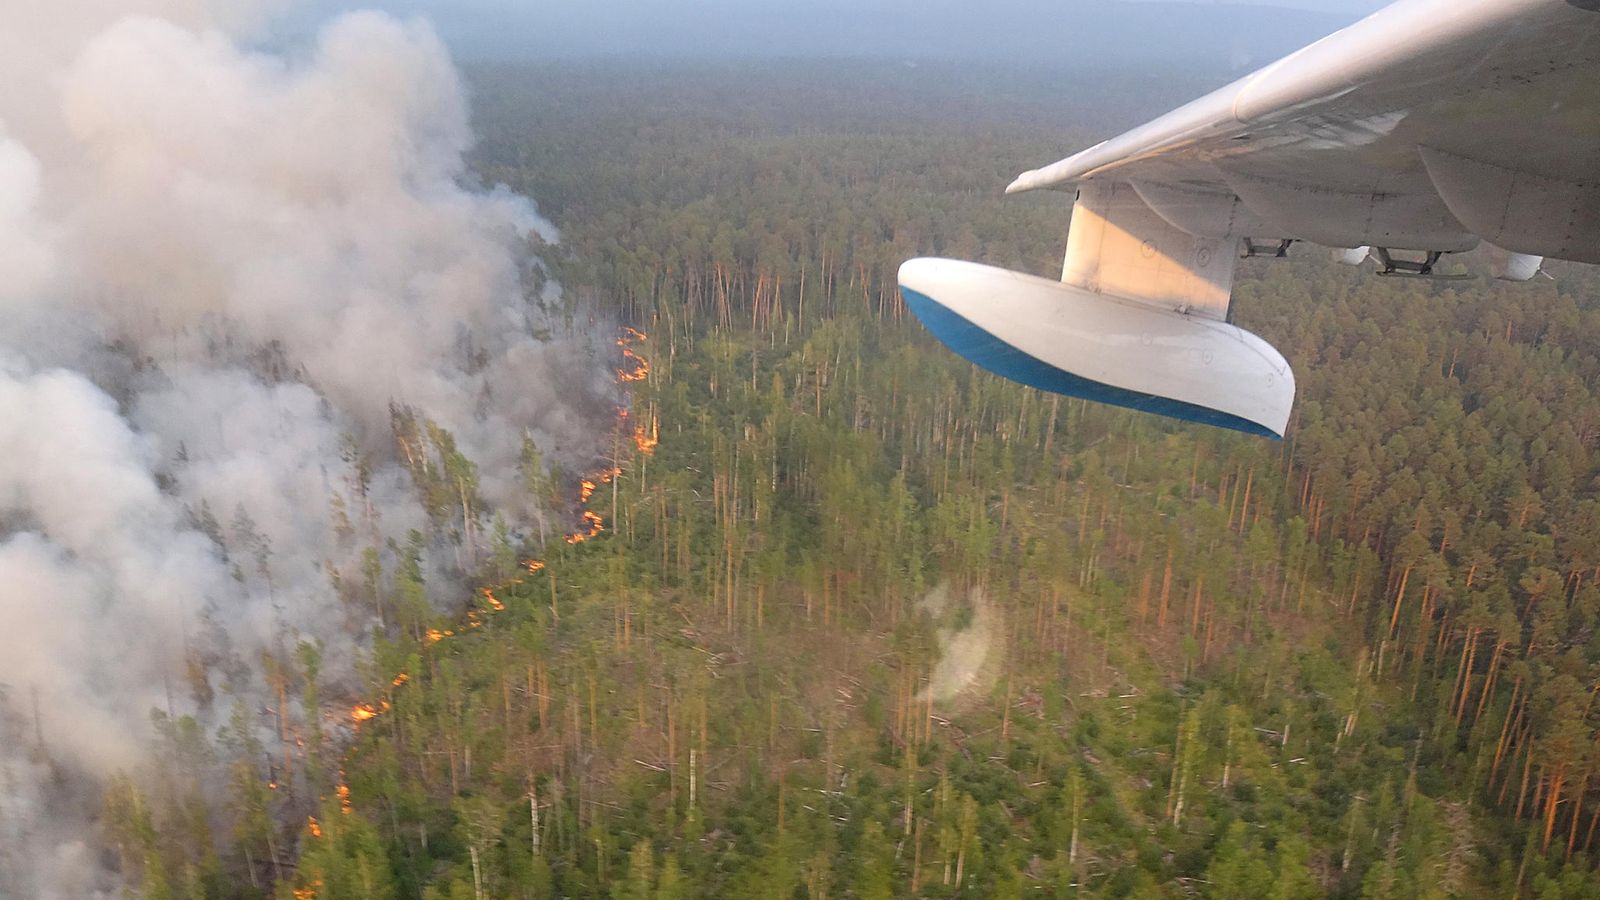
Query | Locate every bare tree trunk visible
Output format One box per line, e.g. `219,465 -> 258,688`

1567,773 -> 1586,860
1388,563 -> 1414,640
1514,749 -> 1534,820
530,784 -> 541,858
1544,763 -> 1567,852
470,844 -> 483,900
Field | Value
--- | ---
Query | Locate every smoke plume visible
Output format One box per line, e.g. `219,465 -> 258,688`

0,2 -> 609,894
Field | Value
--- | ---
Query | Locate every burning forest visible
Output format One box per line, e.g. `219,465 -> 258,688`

0,1 -> 626,895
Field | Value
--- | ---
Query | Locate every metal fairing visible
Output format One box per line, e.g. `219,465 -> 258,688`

1419,147 -> 1600,264
1063,181 -> 1239,321
1129,180 -> 1277,241
1221,171 -> 1477,252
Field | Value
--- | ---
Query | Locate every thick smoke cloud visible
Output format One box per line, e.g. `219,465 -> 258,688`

0,2 -> 607,894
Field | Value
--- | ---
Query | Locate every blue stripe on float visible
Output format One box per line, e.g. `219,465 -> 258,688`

900,286 -> 1281,439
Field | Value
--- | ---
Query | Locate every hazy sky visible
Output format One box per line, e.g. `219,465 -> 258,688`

284,0 -> 1388,65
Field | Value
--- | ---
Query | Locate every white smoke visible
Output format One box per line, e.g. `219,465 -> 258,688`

0,2 -> 610,894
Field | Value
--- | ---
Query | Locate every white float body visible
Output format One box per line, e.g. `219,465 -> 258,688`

898,257 -> 1295,438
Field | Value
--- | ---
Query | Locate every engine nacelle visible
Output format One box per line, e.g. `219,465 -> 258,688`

899,257 -> 1295,438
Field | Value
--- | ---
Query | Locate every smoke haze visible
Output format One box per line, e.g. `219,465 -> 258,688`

289,0 -> 1357,68
0,2 -> 608,894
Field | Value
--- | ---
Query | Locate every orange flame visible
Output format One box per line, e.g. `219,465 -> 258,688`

564,510 -> 605,544
615,328 -> 651,382
566,464 -> 622,542
558,327 -> 652,543
337,782 -> 352,815
617,348 -> 650,383
293,884 -> 321,900
307,817 -> 323,838
343,324 -> 651,743
633,413 -> 659,455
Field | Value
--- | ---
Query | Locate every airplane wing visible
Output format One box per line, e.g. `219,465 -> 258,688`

900,0 -> 1600,438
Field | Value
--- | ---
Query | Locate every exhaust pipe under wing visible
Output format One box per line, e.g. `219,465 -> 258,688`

898,257 -> 1295,438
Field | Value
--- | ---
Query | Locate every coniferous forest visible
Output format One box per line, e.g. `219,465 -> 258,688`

107,61 -> 1600,898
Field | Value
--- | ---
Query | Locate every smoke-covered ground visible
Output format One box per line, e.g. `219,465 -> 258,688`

0,2 -> 612,894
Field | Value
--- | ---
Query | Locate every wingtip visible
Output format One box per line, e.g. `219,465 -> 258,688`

1004,173 -> 1033,195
